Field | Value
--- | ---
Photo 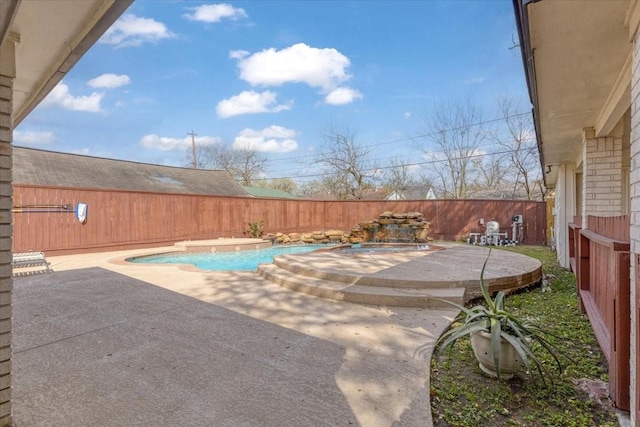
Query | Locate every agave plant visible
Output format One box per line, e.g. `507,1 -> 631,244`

434,249 -> 571,384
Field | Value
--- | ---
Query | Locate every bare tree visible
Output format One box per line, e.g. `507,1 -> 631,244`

313,124 -> 379,200
416,171 -> 438,198
184,143 -> 225,170
257,178 -> 298,194
298,180 -> 325,198
471,150 -> 511,196
187,143 -> 267,186
492,95 -> 542,200
182,143 -> 207,169
232,148 -> 267,186
415,100 -> 487,199
532,177 -> 549,200
381,157 -> 418,198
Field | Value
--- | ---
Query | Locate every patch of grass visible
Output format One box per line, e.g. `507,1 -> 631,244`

430,245 -> 619,427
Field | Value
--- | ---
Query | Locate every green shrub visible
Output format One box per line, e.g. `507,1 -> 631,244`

245,220 -> 264,238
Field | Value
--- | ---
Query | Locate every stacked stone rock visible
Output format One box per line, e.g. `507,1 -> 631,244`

264,211 -> 430,244
265,229 -> 350,244
357,211 -> 430,243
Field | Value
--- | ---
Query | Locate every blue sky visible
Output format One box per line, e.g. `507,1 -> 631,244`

15,1 -> 529,182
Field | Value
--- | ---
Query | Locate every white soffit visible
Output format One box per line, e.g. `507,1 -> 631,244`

595,52 -> 631,138
527,1 -> 630,178
5,0 -> 132,125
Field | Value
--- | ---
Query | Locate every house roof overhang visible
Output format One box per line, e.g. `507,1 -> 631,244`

513,0 -> 632,188
0,0 -> 132,126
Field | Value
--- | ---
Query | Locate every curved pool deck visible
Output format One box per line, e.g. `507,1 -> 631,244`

258,243 -> 541,308
117,239 -> 542,309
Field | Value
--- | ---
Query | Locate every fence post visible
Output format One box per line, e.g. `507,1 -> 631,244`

577,231 -> 590,313
610,251 -> 631,410
568,222 -> 581,273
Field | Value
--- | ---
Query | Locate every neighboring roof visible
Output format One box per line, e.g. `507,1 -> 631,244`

362,189 -> 390,200
385,191 -> 406,201
513,0 -> 630,188
306,191 -> 338,201
243,186 -> 299,199
306,190 -> 386,201
379,186 -> 434,200
399,186 -> 434,200
14,147 -> 249,196
2,0 -> 133,126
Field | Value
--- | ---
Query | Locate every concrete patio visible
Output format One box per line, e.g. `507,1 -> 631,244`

13,246 -> 459,426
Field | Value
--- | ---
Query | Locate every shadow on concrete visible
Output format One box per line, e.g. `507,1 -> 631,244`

13,268 -> 355,426
189,271 -> 453,426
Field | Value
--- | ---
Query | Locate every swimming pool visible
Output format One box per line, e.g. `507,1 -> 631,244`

128,244 -> 328,271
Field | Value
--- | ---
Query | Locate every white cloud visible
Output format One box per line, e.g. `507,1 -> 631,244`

234,43 -> 353,91
233,125 -> 298,153
140,134 -> 221,151
100,14 -> 175,48
13,130 -> 55,146
324,87 -> 363,105
404,112 -> 411,119
88,74 -> 131,89
184,4 -> 247,23
216,90 -> 292,118
229,50 -> 249,60
41,83 -> 103,112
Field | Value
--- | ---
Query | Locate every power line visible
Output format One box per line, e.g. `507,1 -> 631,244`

262,136 -> 537,177
208,110 -> 533,168
248,146 -> 535,182
191,109 -> 535,183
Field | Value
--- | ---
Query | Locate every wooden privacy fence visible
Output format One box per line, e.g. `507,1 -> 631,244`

572,215 -> 630,410
13,185 -> 547,255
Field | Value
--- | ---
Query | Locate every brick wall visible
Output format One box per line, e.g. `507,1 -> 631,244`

582,128 -> 623,230
629,26 -> 640,424
0,53 -> 13,425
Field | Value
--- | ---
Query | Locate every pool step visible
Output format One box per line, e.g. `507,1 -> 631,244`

257,263 -> 465,308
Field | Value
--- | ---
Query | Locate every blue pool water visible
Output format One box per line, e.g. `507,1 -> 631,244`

129,244 -> 328,271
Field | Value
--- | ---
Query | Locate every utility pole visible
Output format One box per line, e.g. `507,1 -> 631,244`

187,130 -> 197,169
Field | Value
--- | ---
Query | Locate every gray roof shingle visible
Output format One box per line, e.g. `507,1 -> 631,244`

13,147 -> 248,196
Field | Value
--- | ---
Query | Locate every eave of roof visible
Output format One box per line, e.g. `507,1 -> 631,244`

512,0 -> 631,188
512,0 -> 546,186
2,0 -> 133,126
